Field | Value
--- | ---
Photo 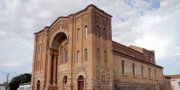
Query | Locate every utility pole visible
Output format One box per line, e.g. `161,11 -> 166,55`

6,73 -> 9,90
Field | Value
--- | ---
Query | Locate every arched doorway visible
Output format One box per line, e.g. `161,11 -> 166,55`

37,80 -> 40,90
77,75 -> 85,90
49,32 -> 68,84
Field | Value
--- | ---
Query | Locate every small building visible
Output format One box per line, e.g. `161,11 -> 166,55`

0,84 -> 6,90
17,82 -> 31,90
167,74 -> 180,90
161,76 -> 172,90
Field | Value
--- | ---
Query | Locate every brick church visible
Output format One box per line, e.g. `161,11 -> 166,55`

31,4 -> 171,90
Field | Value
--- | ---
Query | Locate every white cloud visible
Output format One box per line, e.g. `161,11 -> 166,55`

38,10 -> 52,19
0,62 -> 21,67
125,0 -> 180,60
0,30 -> 6,36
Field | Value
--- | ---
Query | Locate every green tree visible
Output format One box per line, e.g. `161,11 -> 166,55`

9,73 -> 31,90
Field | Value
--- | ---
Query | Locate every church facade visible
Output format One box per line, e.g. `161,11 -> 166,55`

31,4 -> 170,90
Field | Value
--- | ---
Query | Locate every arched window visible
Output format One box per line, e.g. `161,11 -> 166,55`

149,68 -> 151,79
141,65 -> 144,78
96,70 -> 100,81
60,46 -> 63,64
38,60 -> 40,71
84,25 -> 88,39
84,49 -> 88,61
101,74 -> 103,82
132,63 -> 135,76
104,51 -> 107,65
65,48 -> 68,63
97,48 -> 100,62
39,44 -> 41,54
39,44 -> 42,70
77,51 -> 80,63
101,72 -> 105,83
96,25 -> 99,37
103,28 -> 106,40
155,69 -> 156,79
77,28 -> 80,41
122,60 -> 125,75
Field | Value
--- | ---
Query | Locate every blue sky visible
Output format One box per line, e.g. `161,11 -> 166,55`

0,0 -> 180,83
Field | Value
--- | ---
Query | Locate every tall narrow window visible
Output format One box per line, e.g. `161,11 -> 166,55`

97,48 -> 100,62
132,63 -> 135,76
60,46 -> 63,64
96,25 -> 99,37
39,44 -> 42,70
178,82 -> 180,87
39,44 -> 42,54
84,49 -> 88,61
103,28 -> 106,40
84,26 -> 88,39
77,51 -> 80,63
104,51 -> 107,65
122,60 -> 125,75
77,28 -> 80,41
65,48 -> 68,63
101,74 -> 103,82
155,69 -> 156,79
149,68 -> 151,79
38,60 -> 40,71
101,72 -> 105,82
141,65 -> 144,78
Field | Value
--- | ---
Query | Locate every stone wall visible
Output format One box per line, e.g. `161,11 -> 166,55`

114,82 -> 156,90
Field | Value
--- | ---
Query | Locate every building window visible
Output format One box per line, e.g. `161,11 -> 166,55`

77,51 -> 80,63
150,57 -> 153,63
149,68 -> 151,79
39,44 -> 42,54
141,65 -> 144,78
84,25 -> 88,39
60,46 -> 63,63
77,28 -> 80,41
96,25 -> 99,37
101,72 -> 105,82
155,69 -> 156,79
97,48 -> 100,62
122,60 -> 125,75
101,74 -> 103,82
178,82 -> 180,87
104,51 -> 107,65
132,63 -> 135,76
84,49 -> 88,61
97,70 -> 100,81
65,48 -> 68,63
103,28 -> 106,40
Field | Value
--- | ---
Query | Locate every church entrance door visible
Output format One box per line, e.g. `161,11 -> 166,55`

78,76 -> 84,90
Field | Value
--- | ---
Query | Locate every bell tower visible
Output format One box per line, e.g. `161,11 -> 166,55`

87,5 -> 114,90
